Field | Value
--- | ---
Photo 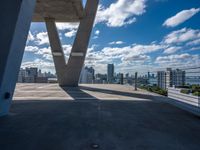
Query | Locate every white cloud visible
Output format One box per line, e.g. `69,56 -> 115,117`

35,32 -> 49,45
27,31 -> 34,42
163,8 -> 200,27
64,29 -> 77,38
186,39 -> 200,46
95,30 -> 100,35
122,54 -> 150,62
36,47 -> 52,60
22,59 -> 55,73
189,46 -> 200,51
109,41 -> 125,45
163,28 -> 200,44
62,44 -> 72,57
102,44 -> 163,57
95,0 -> 146,27
93,30 -> 100,39
56,23 -> 79,30
155,53 -> 200,67
163,46 -> 182,54
35,45 -> 72,61
25,46 -> 39,52
85,43 -> 163,73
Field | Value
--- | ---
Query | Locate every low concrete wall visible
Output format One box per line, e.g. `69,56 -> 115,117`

167,87 -> 200,116
168,88 -> 199,107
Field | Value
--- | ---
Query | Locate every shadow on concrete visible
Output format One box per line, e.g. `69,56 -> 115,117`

79,85 -> 162,101
0,99 -> 200,150
61,86 -> 99,101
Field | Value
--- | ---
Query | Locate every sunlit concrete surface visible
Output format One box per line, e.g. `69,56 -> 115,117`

0,84 -> 200,150
13,84 -> 154,101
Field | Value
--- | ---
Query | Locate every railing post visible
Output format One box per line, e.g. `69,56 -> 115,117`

135,72 -> 138,91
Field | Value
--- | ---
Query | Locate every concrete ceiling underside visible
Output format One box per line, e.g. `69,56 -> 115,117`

32,0 -> 84,22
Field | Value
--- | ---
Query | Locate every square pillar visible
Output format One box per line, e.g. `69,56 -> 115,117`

0,0 -> 36,116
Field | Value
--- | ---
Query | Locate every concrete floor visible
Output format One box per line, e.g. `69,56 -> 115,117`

0,84 -> 200,150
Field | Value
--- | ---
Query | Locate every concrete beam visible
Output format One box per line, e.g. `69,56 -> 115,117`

0,0 -> 36,116
33,0 -> 84,22
46,0 -> 99,87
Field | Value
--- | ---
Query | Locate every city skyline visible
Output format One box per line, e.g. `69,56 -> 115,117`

18,65 -> 199,86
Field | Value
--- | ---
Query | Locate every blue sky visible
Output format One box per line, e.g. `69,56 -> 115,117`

23,0 -> 200,74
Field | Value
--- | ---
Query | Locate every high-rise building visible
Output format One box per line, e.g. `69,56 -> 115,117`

148,72 -> 150,79
125,73 -> 129,78
157,68 -> 185,89
95,73 -> 107,84
87,67 -> 95,80
18,68 -> 27,83
171,69 -> 185,87
157,71 -> 166,89
26,67 -> 38,78
120,73 -> 124,85
79,66 -> 94,84
17,67 -> 48,83
107,64 -> 114,83
38,69 -> 43,77
24,67 -> 38,83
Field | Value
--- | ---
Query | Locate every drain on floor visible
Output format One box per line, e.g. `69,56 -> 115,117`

91,143 -> 99,149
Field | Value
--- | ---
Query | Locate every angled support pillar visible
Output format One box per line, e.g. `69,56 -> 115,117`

0,0 -> 36,116
45,18 -> 68,85
45,0 -> 99,87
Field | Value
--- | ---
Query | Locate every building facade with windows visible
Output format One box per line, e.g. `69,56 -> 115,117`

157,68 -> 185,89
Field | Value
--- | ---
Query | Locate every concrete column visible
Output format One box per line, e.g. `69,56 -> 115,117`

45,19 -> 67,85
0,0 -> 36,116
66,0 -> 99,86
46,0 -> 99,87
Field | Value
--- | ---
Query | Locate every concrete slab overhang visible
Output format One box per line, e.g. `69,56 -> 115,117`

32,0 -> 84,22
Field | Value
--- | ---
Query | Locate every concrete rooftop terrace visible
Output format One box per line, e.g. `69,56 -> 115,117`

0,84 -> 200,150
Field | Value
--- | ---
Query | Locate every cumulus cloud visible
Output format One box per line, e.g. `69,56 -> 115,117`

25,44 -> 72,61
25,46 -> 39,52
163,8 -> 200,27
35,32 -> 49,45
186,39 -> 200,46
109,41 -> 125,45
95,30 -> 100,35
163,46 -> 182,54
163,28 -> 200,44
122,54 -> 150,62
155,53 -> 199,67
85,43 -> 163,73
56,23 -> 79,38
101,44 -> 163,57
189,46 -> 200,51
22,59 -> 55,73
36,47 -> 52,60
95,0 -> 147,27
93,30 -> 100,39
64,29 -> 77,38
27,31 -> 34,43
56,23 -> 79,30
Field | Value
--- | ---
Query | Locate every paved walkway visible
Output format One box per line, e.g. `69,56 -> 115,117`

0,84 -> 200,150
